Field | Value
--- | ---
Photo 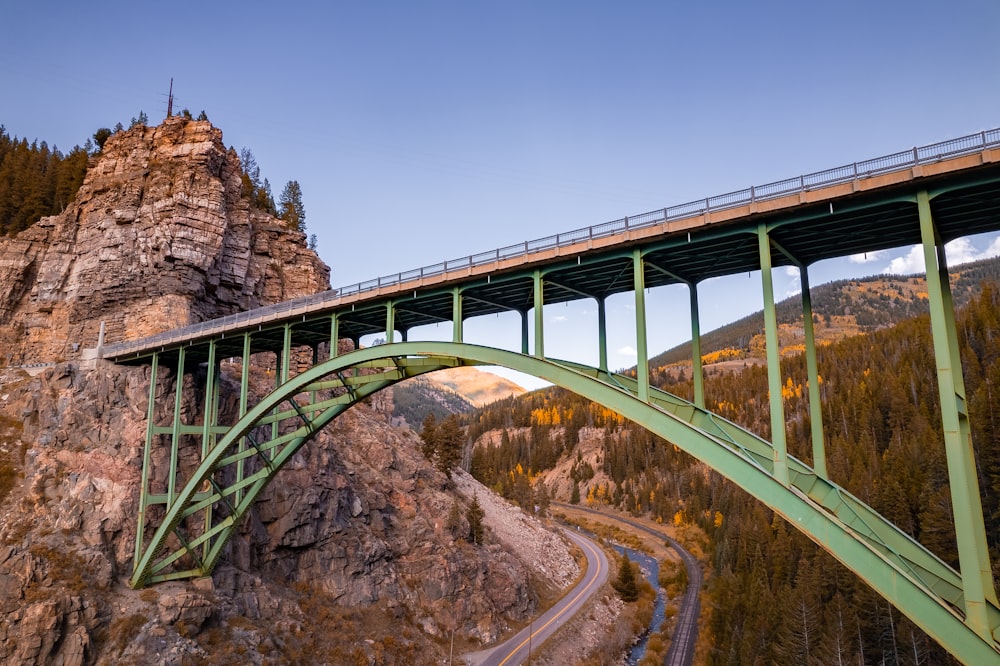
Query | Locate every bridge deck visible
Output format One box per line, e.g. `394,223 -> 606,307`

103,131 -> 1000,364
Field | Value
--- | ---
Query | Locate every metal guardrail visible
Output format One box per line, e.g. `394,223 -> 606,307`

102,127 -> 1000,359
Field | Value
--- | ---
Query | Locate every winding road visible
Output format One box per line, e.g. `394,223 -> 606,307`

463,527 -> 609,666
553,503 -> 702,666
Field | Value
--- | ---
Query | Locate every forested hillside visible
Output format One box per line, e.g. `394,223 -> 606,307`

464,278 -> 1000,664
654,255 -> 1000,368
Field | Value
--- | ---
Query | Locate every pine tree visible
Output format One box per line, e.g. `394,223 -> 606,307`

612,552 -> 639,602
467,493 -> 485,544
420,413 -> 437,461
435,414 -> 463,478
278,180 -> 306,231
446,500 -> 462,538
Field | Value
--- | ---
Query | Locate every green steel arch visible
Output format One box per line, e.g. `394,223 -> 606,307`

130,341 -> 1000,664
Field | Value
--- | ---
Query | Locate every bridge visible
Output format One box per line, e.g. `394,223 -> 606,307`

104,129 -> 1000,663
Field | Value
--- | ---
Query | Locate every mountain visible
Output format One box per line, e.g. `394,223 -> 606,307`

427,367 -> 526,407
651,255 -> 1000,374
391,367 -> 526,429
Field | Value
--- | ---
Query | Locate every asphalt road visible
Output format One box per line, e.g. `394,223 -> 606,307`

463,527 -> 609,666
552,503 -> 702,666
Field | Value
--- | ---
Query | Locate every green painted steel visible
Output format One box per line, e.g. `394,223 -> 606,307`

633,250 -> 649,403
597,296 -> 608,373
134,352 -> 159,565
168,347 -> 185,502
533,271 -> 544,358
385,301 -> 395,344
128,342 -> 1000,663
452,288 -> 463,343
757,225 -> 790,487
798,265 -> 827,479
919,190 -> 999,642
688,282 -> 704,410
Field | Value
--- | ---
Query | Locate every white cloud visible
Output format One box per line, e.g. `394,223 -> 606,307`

885,246 -> 925,275
616,345 -> 637,358
849,250 -> 887,264
884,235 -> 1000,275
551,314 -> 568,323
987,235 -> 1000,258
784,266 -> 800,278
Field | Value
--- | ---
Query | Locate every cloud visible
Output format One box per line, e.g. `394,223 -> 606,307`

616,345 -> 637,358
885,246 -> 925,275
551,315 -> 568,323
884,235 -> 1000,275
849,250 -> 887,264
784,266 -> 800,278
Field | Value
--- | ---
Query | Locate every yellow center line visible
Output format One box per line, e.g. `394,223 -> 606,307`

496,531 -> 604,666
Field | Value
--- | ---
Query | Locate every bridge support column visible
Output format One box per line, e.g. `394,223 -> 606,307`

281,324 -> 292,384
597,296 -> 608,373
452,288 -> 463,343
236,332 -> 251,505
918,190 -> 998,640
689,282 -> 704,409
329,314 -> 339,359
533,271 -> 544,358
520,310 -> 529,356
633,250 -> 649,403
385,302 -> 395,344
168,347 -> 187,503
757,225 -> 789,486
134,352 -> 160,565
800,265 -> 827,479
200,341 -> 219,563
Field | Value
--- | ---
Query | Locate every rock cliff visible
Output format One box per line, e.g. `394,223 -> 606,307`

0,116 -> 329,365
0,119 -> 574,664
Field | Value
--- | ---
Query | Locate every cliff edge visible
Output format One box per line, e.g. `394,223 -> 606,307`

0,116 -> 329,365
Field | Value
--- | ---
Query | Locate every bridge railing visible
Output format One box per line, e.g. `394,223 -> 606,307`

101,127 -> 1000,359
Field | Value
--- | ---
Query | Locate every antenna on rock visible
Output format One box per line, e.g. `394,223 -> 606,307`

166,78 -> 174,118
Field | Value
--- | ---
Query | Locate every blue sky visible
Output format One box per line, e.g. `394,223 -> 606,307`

3,2 -> 1000,386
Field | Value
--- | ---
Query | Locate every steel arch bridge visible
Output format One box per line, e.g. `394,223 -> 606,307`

104,129 -> 1000,662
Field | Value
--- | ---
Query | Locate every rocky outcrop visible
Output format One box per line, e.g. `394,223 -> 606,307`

0,119 -> 573,664
0,360 -> 557,663
0,117 -> 329,366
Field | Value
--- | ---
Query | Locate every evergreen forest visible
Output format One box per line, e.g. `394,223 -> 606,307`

465,277 -> 1000,665
0,126 -> 90,236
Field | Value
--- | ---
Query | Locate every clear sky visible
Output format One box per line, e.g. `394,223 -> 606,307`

3,1 -> 999,387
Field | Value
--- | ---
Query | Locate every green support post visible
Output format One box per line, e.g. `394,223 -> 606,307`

918,190 -> 998,640
520,310 -> 529,356
689,282 -> 705,409
134,352 -> 159,565
800,265 -> 828,479
237,332 -> 251,505
533,271 -> 544,358
330,313 -> 339,359
281,323 -> 292,384
633,250 -> 649,403
597,296 -> 608,373
200,340 -> 218,563
452,288 -> 463,343
385,301 -> 395,344
757,225 -> 789,487
168,347 -> 186,504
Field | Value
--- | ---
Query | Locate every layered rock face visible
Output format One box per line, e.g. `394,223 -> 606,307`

0,119 -> 571,664
0,116 -> 329,365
